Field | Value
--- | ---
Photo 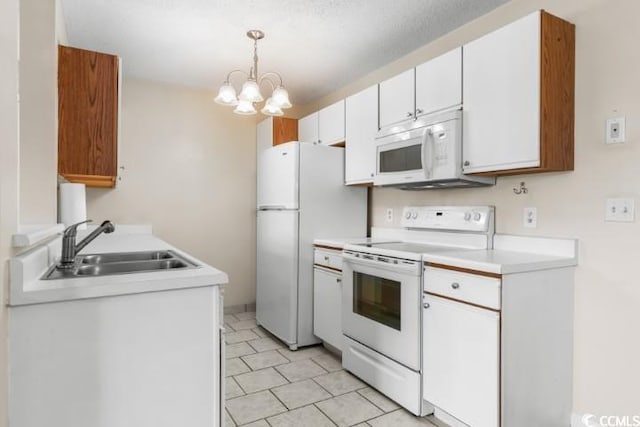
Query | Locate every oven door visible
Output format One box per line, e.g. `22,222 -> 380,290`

374,126 -> 431,187
342,252 -> 422,370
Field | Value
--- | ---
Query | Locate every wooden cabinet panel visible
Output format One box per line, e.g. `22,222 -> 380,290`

272,117 -> 298,146
58,45 -> 119,188
462,11 -> 575,176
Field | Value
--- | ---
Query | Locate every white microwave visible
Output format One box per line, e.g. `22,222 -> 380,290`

374,110 -> 494,189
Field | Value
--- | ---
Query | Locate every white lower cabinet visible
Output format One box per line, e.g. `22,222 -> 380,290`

423,293 -> 500,427
313,265 -> 343,351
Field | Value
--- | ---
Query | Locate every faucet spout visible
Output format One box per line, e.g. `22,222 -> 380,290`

57,220 -> 115,269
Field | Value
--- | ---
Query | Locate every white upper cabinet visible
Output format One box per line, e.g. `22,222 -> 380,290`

298,100 -> 345,146
298,112 -> 319,144
462,10 -> 575,175
318,100 -> 345,146
463,12 -> 540,174
415,47 -> 462,117
345,85 -> 378,185
379,68 -> 415,128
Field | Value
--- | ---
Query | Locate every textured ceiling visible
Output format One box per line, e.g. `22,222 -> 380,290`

61,0 -> 509,105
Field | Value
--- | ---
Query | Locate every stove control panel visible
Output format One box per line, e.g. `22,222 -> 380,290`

401,206 -> 494,232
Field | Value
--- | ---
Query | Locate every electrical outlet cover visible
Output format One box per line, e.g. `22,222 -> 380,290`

523,207 -> 537,228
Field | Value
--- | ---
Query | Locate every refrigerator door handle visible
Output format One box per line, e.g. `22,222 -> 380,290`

259,205 -> 289,210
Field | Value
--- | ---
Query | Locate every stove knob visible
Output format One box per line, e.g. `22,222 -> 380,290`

411,212 -> 418,219
405,211 -> 412,219
464,212 -> 472,221
474,212 -> 482,221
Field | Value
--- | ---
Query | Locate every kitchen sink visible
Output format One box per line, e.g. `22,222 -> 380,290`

42,250 -> 199,280
80,250 -> 174,264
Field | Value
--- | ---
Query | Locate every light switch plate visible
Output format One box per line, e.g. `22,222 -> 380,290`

605,116 -> 626,144
605,198 -> 635,222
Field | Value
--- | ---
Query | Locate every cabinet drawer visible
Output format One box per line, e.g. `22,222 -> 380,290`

424,266 -> 500,310
314,248 -> 343,271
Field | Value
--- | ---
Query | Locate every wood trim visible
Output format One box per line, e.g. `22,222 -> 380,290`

313,244 -> 342,252
424,291 -> 501,313
272,117 -> 298,146
313,264 -> 342,273
425,262 -> 502,279
539,10 -> 575,172
61,173 -> 116,188
330,140 -> 346,147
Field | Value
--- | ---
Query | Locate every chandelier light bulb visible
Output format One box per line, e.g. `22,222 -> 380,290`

214,83 -> 238,106
271,86 -> 292,109
238,80 -> 264,103
261,97 -> 284,116
234,99 -> 257,115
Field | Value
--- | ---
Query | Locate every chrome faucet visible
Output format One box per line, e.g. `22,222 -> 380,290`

57,220 -> 115,269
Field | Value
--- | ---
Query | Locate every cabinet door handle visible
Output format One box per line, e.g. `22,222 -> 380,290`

423,302 -> 430,309
463,160 -> 470,167
318,139 -> 322,144
416,108 -> 423,115
406,112 -> 413,118
337,278 -> 342,284
324,256 -> 330,261
451,282 -> 460,289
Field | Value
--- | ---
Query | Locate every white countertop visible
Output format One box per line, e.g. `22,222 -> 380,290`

9,229 -> 229,306
323,231 -> 577,275
422,248 -> 577,274
313,237 -> 399,250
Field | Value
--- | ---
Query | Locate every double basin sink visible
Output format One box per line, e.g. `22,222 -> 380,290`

43,250 -> 198,280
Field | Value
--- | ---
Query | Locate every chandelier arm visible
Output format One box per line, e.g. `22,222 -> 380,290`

258,77 -> 276,92
225,69 -> 249,84
259,72 -> 284,87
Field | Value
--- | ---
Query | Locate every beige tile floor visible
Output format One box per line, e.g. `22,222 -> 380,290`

224,311 -> 440,427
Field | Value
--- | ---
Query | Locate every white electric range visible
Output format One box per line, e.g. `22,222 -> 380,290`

341,206 -> 495,416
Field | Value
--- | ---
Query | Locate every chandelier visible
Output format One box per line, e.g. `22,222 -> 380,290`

214,30 -> 292,116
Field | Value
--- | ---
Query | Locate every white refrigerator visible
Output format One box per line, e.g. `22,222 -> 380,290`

256,142 -> 367,349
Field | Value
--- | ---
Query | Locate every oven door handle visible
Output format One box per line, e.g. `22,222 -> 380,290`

342,251 -> 421,275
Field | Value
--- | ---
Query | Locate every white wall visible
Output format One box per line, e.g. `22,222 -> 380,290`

297,0 -> 639,417
86,78 -> 258,307
19,0 -> 58,224
0,0 -> 20,424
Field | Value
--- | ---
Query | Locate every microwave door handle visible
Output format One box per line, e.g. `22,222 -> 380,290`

422,129 -> 434,179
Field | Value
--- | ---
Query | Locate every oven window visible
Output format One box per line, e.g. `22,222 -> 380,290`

379,143 -> 422,173
353,272 -> 401,331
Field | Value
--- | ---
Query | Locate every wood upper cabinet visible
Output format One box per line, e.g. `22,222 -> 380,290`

58,45 -> 120,188
462,10 -> 575,176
